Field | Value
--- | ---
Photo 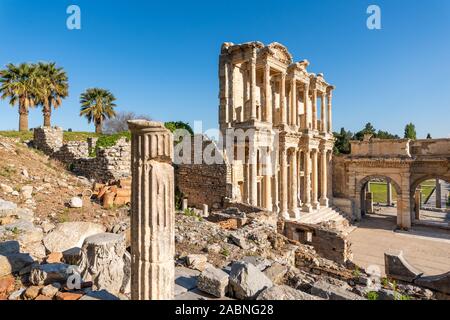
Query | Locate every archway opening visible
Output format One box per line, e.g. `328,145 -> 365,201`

359,177 -> 399,221
413,178 -> 450,226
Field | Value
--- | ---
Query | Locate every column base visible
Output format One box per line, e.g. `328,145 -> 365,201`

302,204 -> 313,213
289,208 -> 300,219
319,197 -> 329,207
280,210 -> 290,220
312,201 -> 320,210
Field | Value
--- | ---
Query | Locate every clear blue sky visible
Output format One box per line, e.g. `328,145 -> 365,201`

0,0 -> 449,138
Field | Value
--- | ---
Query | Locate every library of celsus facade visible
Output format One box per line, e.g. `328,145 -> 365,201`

218,41 -> 335,219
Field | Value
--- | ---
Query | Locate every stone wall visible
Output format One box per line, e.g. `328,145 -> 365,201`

284,221 -> 352,264
350,138 -> 411,158
33,127 -> 131,183
175,136 -> 233,209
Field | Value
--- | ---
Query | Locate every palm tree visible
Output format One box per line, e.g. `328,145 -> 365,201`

0,63 -> 39,131
35,62 -> 69,127
80,88 -> 117,134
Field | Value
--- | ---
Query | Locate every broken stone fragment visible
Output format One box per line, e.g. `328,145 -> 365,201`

0,199 -> 17,216
79,232 -> 126,295
40,282 -> 61,297
257,285 -> 322,300
29,263 -> 71,285
69,197 -> 83,208
229,234 -> 249,249
310,280 -> 365,300
229,261 -> 273,300
186,254 -> 208,272
43,221 -> 106,253
24,285 -> 41,300
20,186 -> 33,200
0,253 -> 34,277
263,262 -> 288,284
197,266 -> 229,298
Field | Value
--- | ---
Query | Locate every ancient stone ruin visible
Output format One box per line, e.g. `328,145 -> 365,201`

128,120 -> 175,300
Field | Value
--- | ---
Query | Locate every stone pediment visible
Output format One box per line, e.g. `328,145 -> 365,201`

262,42 -> 293,64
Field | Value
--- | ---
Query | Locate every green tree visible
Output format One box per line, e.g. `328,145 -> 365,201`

164,121 -> 194,135
0,63 -> 39,131
354,122 -> 376,140
333,127 -> 353,154
404,123 -> 417,140
80,88 -> 117,134
376,130 -> 400,140
426,133 -> 432,139
35,62 -> 69,127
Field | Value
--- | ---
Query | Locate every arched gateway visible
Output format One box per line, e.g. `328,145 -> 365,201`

333,137 -> 450,229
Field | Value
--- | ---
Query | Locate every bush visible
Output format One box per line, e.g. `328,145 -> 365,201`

366,291 -> 379,300
89,131 -> 131,157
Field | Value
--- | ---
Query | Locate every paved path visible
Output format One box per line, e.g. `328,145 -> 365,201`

425,180 -> 450,209
348,213 -> 450,276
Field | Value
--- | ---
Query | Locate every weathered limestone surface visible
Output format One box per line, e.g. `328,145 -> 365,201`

257,285 -> 321,300
414,272 -> 450,294
197,266 -> 229,298
128,120 -> 175,300
80,233 -> 126,295
229,261 -> 273,300
43,222 -> 106,253
0,253 -> 34,277
384,251 -> 423,282
310,280 -> 365,300
30,263 -> 70,285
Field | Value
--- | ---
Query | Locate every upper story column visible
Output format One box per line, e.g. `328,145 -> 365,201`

320,92 -> 326,132
250,48 -> 257,120
264,62 -> 272,123
290,78 -> 297,127
311,88 -> 317,130
326,86 -> 334,134
302,82 -> 309,129
280,72 -> 287,125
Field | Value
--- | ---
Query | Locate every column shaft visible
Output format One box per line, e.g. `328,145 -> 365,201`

264,63 -> 272,123
250,50 -> 257,120
302,83 -> 309,129
249,147 -> 258,206
327,90 -> 333,133
280,149 -> 289,218
289,150 -> 299,217
128,120 -> 175,300
280,72 -> 287,124
312,149 -> 319,209
320,93 -> 326,132
302,150 -> 312,212
319,149 -> 328,206
312,90 -> 317,130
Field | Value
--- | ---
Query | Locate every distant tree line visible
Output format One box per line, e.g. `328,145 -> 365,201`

334,122 -> 422,155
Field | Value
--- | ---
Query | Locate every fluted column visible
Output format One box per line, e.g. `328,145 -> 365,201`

280,148 -> 289,218
312,149 -> 320,209
227,61 -> 234,125
249,147 -> 258,206
436,179 -> 442,208
263,148 -> 272,211
327,89 -> 333,133
290,78 -> 297,126
250,49 -> 257,120
312,89 -> 317,130
280,72 -> 287,125
302,150 -> 312,212
128,120 -> 175,300
320,93 -> 326,132
302,82 -> 309,129
264,63 -> 272,123
319,148 -> 328,207
289,150 -> 299,218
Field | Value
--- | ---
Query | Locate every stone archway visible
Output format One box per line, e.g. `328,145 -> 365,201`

355,174 -> 403,226
410,174 -> 450,225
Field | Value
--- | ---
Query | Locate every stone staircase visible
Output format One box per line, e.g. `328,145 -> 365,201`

295,206 -> 355,233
